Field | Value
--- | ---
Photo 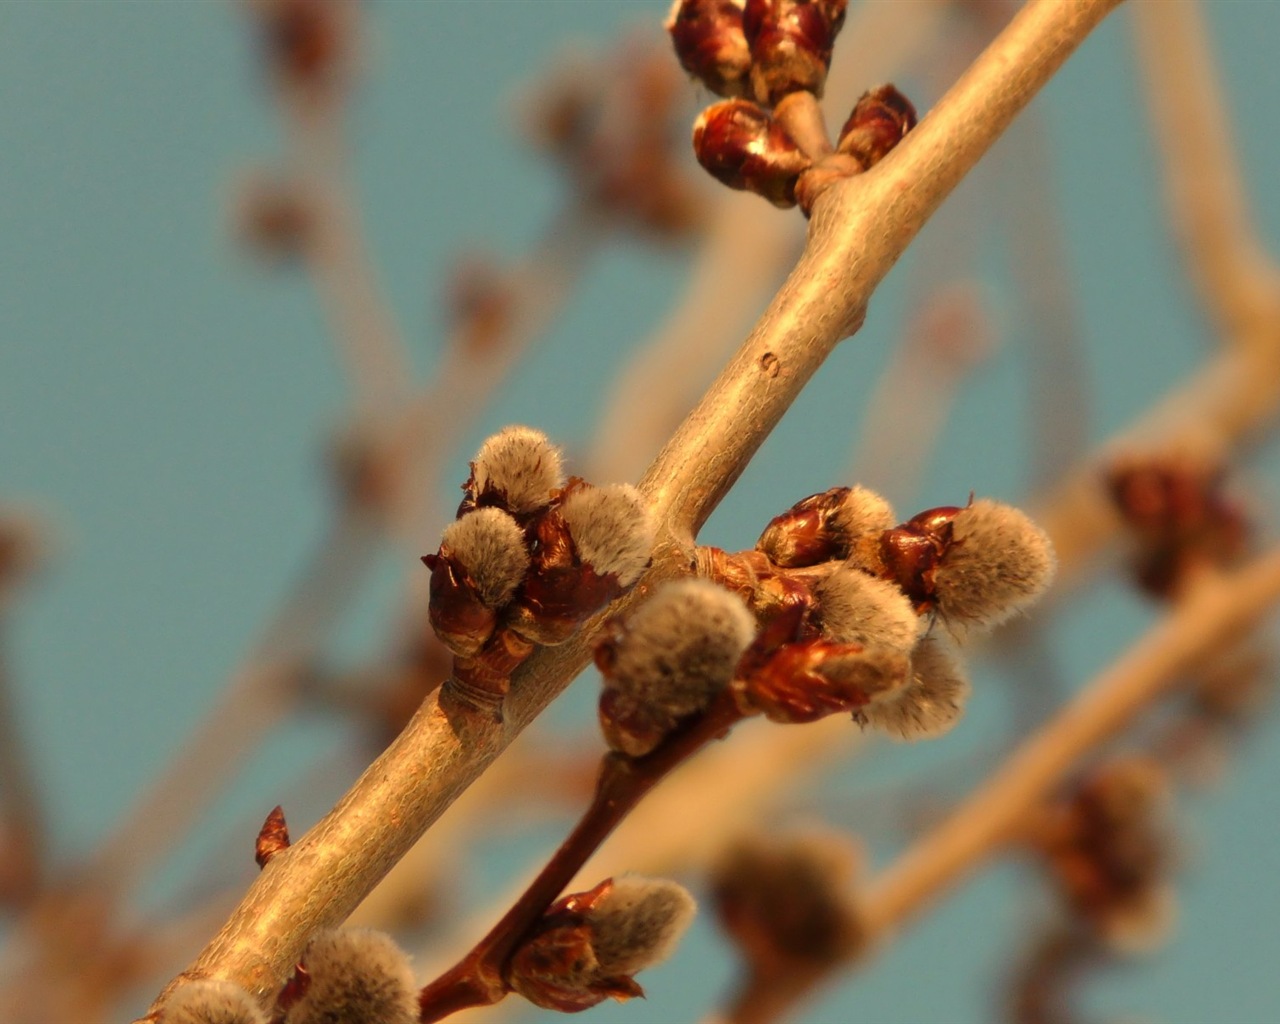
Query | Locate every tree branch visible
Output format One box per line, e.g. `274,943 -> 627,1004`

142,1 -> 1124,1015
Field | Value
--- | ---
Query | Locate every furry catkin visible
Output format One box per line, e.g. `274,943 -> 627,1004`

558,483 -> 655,585
471,425 -> 564,513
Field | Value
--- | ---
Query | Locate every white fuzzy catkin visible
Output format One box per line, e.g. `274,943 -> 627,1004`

559,483 -> 655,585
831,486 -> 897,545
589,876 -> 697,977
439,507 -> 529,607
606,578 -> 756,713
160,980 -> 267,1024
816,565 -> 922,652
862,637 -> 971,741
284,929 -> 417,1024
933,499 -> 1056,627
471,425 -> 564,513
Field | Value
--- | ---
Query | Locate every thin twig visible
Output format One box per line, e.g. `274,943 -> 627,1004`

87,507 -> 379,896
863,548 -> 1280,936
1130,0 -> 1280,347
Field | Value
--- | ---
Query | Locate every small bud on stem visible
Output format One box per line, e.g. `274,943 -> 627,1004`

693,99 -> 812,207
835,85 -> 919,168
742,0 -> 848,104
756,486 -> 896,568
507,876 -> 696,1012
666,0 -> 751,98
254,805 -> 290,869
596,578 -> 756,755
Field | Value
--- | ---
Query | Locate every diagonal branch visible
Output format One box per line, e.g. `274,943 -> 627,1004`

141,1 -> 1124,1015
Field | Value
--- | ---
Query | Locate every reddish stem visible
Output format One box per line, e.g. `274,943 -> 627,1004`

417,694 -> 748,1021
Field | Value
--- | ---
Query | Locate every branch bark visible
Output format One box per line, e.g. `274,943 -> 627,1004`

142,1 -> 1124,1015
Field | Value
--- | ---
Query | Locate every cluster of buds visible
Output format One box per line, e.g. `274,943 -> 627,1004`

1029,756 -> 1177,953
506,876 -> 697,1012
668,0 -> 847,103
668,1 -> 917,213
710,829 -> 866,984
687,485 -> 1053,741
424,426 -> 654,707
1105,450 -> 1249,598
518,40 -> 705,239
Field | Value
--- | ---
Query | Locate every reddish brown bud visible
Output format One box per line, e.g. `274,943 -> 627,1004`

502,506 -> 615,645
231,169 -> 316,262
424,508 -> 530,658
878,504 -> 964,612
424,550 -> 498,658
253,0 -> 354,98
879,499 -> 1057,628
835,85 -> 918,169
1034,757 -> 1175,952
712,830 -> 865,974
444,254 -> 516,358
733,605 -> 907,723
255,805 -> 290,869
757,486 -> 896,567
1105,453 -> 1248,598
693,99 -> 811,207
0,505 -> 50,604
507,877 -> 695,1012
743,0 -> 848,103
506,484 -> 653,645
666,0 -> 752,98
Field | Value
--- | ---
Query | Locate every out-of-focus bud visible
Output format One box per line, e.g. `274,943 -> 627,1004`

879,499 -> 1056,628
856,636 -> 970,740
230,169 -> 316,263
160,979 -> 267,1024
666,0 -> 751,98
742,0 -> 848,104
0,504 -> 51,605
507,877 -> 696,1013
595,579 -> 756,756
508,484 -> 655,645
1034,757 -> 1176,954
251,0 -> 356,100
461,426 -> 565,517
711,830 -> 865,976
815,565 -> 921,653
444,254 -> 516,359
733,605 -> 907,723
1105,451 -> 1248,598
283,929 -> 417,1024
692,99 -> 812,207
834,85 -> 918,169
516,53 -> 601,161
756,486 -> 896,568
424,508 -> 530,657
